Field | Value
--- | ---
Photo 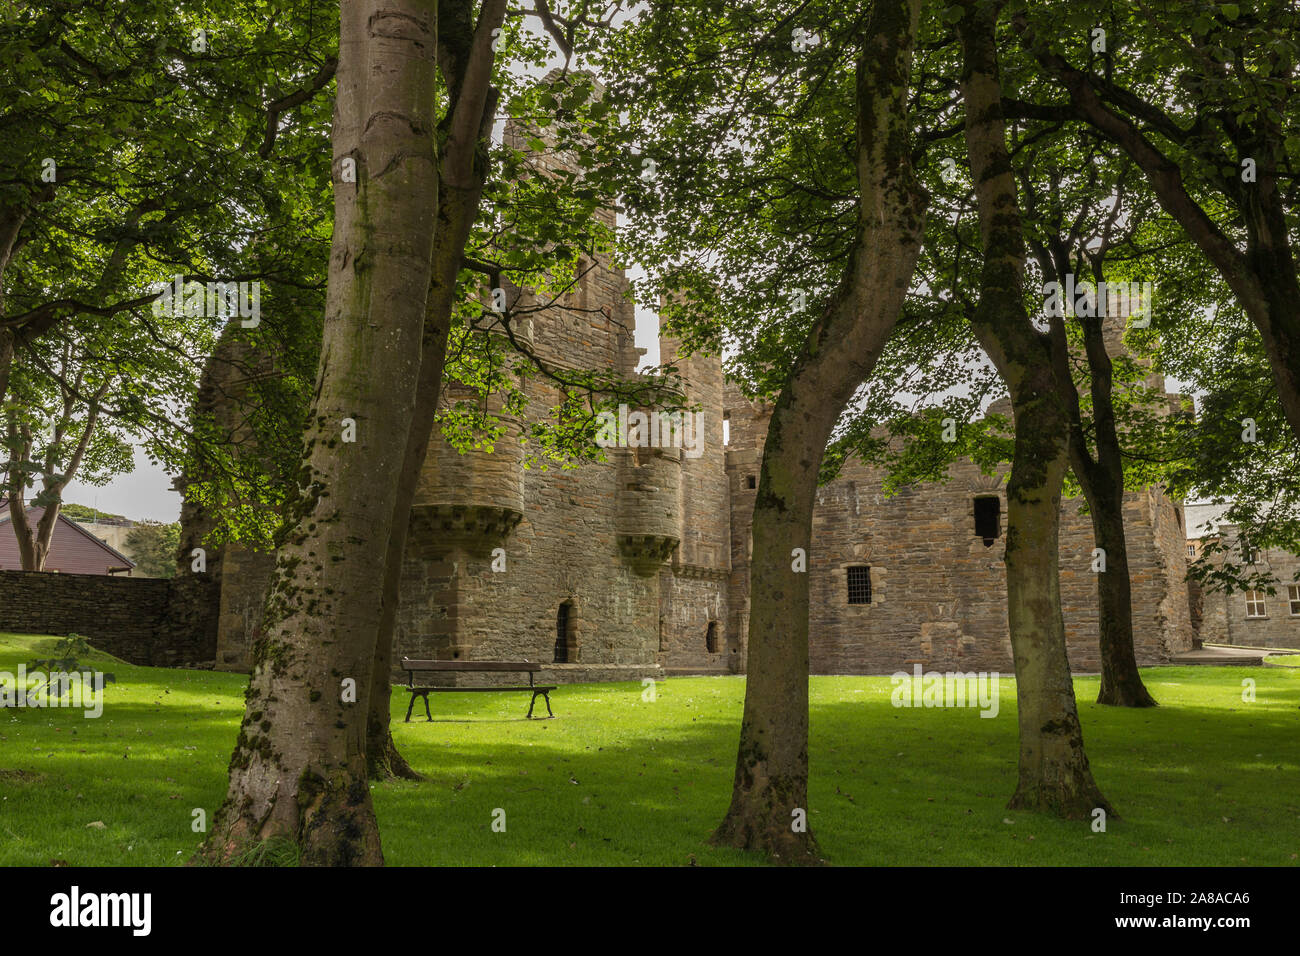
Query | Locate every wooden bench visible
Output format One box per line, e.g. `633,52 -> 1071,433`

400,658 -> 557,720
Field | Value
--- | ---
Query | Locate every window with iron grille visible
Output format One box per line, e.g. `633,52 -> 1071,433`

847,566 -> 872,604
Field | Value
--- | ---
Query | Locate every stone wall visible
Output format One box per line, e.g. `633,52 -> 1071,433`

213,545 -> 277,670
0,569 -> 218,666
657,337 -> 732,673
1201,526 -> 1300,649
797,456 -> 1194,675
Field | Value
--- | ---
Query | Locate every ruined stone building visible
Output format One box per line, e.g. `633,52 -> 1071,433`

189,115 -> 1197,678
384,288 -> 1197,678
193,264 -> 1196,677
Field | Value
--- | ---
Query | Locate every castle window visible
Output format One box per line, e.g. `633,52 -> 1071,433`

846,566 -> 872,605
1245,590 -> 1267,619
747,475 -> 757,489
1288,586 -> 1300,617
1187,544 -> 1196,558
723,413 -> 731,446
974,496 -> 1001,546
555,601 -> 574,663
1242,540 -> 1259,564
706,621 -> 718,653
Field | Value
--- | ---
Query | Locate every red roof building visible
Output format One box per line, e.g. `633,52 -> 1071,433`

0,500 -> 136,575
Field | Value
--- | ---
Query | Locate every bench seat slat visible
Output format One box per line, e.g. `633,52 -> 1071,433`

401,659 -> 542,673
410,685 -> 557,693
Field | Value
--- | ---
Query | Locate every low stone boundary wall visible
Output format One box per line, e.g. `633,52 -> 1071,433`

0,570 -> 218,667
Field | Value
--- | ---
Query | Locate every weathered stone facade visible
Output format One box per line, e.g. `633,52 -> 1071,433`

0,569 -> 217,666
187,111 -> 1196,677
398,321 -> 1195,678
1195,524 -> 1300,650
192,267 -> 1197,678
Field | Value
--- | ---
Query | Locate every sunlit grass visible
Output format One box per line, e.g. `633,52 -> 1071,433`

2,632 -> 1297,866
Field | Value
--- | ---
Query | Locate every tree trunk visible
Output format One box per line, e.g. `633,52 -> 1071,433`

201,0 -> 440,866
712,0 -> 926,862
366,183 -> 487,779
1002,400 -> 1112,815
0,329 -> 12,416
957,0 -> 1113,818
366,0 -> 505,781
0,203 -> 25,406
1073,317 -> 1155,708
1088,476 -> 1154,706
5,490 -> 39,570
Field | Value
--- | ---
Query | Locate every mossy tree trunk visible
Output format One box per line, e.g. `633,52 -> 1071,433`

712,0 -> 927,862
1033,243 -> 1156,710
0,204 -> 24,406
366,0 -> 505,781
1069,313 -> 1155,708
957,0 -> 1114,818
201,0 -> 441,866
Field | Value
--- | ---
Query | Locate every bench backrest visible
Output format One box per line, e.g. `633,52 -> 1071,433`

401,658 -> 541,674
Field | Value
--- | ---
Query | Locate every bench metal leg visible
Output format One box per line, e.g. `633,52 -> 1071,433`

422,692 -> 433,722
404,693 -> 417,723
527,690 -> 555,719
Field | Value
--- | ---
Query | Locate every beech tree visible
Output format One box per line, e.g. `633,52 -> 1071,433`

1018,147 -> 1161,708
956,0 -> 1112,816
365,0 -> 510,781
203,0 -> 446,865
0,0 -> 335,412
604,0 -> 928,859
1013,0 -> 1300,444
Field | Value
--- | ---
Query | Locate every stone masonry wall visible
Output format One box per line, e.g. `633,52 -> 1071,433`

0,569 -> 218,667
1205,526 -> 1300,649
803,456 -> 1194,675
658,338 -> 732,673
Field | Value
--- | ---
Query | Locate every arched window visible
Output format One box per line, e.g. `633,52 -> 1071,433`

554,602 -> 573,663
705,621 -> 719,653
974,496 -> 1001,546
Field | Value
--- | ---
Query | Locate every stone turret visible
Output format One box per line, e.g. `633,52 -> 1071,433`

411,388 -> 526,555
722,380 -> 774,672
615,390 -> 684,574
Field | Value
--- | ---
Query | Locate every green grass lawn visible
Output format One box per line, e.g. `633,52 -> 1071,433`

1266,655 -> 1300,666
2,631 -> 1298,866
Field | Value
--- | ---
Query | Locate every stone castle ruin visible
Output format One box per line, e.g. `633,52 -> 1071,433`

191,113 -> 1196,680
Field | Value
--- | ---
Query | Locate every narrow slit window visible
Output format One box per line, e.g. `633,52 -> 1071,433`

554,602 -> 572,663
746,475 -> 757,489
974,496 -> 1001,546
705,621 -> 718,653
847,566 -> 872,605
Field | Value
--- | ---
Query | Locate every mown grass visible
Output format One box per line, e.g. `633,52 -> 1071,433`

2,632 -> 1298,866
